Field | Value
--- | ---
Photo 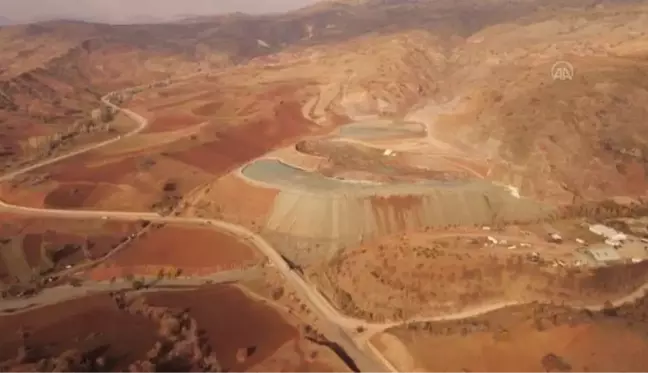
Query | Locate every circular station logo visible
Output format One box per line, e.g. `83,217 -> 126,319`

551,60 -> 574,81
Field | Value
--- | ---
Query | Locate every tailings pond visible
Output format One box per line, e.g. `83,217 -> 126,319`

241,158 -> 477,195
336,119 -> 426,140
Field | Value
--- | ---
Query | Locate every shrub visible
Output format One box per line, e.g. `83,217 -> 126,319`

132,279 -> 145,290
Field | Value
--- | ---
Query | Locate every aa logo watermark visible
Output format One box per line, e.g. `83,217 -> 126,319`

551,61 -> 574,81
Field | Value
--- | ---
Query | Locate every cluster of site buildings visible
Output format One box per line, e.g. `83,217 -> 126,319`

564,224 -> 648,267
483,222 -> 648,268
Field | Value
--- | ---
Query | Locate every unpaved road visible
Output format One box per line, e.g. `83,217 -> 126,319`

0,81 -> 157,183
3,85 -> 648,373
0,198 -> 391,371
0,88 -> 393,372
0,266 -> 261,315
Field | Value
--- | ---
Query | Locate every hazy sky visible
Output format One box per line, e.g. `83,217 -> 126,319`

0,0 -> 321,23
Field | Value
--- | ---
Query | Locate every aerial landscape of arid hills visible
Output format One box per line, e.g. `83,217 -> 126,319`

3,0 -> 648,371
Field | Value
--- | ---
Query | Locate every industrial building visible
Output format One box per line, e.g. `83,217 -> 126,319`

583,243 -> 622,264
589,224 -> 627,246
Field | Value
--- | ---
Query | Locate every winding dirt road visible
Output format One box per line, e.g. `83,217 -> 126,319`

0,267 -> 262,314
3,84 -> 648,372
0,88 -> 394,372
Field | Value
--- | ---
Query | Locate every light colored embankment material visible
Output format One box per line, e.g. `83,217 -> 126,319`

262,181 -> 553,265
337,119 -> 426,139
243,158 -> 552,264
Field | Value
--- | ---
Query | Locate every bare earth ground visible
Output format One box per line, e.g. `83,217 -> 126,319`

239,267 -> 355,372
85,224 -> 262,280
310,222 -> 648,322
0,213 -> 264,294
181,173 -> 279,229
0,293 -> 158,371
0,73 -> 318,213
2,0 -> 648,371
0,213 -> 140,284
0,284 -> 348,372
379,297 -> 648,372
144,285 -> 346,372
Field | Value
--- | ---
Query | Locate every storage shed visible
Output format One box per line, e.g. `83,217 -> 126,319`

584,244 -> 622,264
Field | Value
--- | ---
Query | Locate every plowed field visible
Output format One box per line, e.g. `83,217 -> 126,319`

86,225 -> 261,279
171,102 -> 313,176
145,285 -> 297,371
0,294 -> 158,371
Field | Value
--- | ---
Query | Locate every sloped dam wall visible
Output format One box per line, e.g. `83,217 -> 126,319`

244,159 -> 554,266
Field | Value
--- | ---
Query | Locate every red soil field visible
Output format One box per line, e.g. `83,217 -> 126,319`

51,156 -> 139,184
0,256 -> 9,284
0,294 -> 158,371
197,173 -> 279,226
0,214 -> 139,236
157,85 -> 217,101
1,235 -> 132,283
18,154 -> 140,209
34,230 -> 128,266
192,101 -> 224,117
0,183 -> 49,209
22,234 -> 44,268
235,83 -> 311,117
0,118 -> 51,159
145,91 -> 219,112
144,285 -> 298,371
146,111 -> 204,133
88,225 -> 260,279
391,317 -> 648,372
1,119 -> 50,139
43,183 -> 96,209
0,215 -> 140,282
171,102 -> 314,176
619,160 -> 647,195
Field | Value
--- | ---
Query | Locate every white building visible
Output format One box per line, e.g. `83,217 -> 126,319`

548,233 -> 563,243
605,238 -> 623,248
589,224 -> 627,242
584,243 -> 622,264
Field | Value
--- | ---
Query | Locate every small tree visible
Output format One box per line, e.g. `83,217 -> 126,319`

163,182 -> 177,193
99,104 -> 114,123
541,353 -> 572,372
132,279 -> 145,290
157,269 -> 165,280
602,300 -> 617,317
271,287 -> 285,300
